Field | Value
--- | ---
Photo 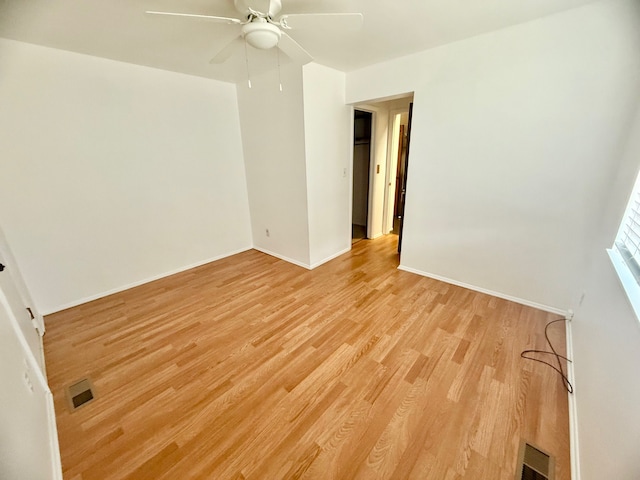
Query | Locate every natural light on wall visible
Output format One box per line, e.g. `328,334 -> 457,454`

609,170 -> 640,321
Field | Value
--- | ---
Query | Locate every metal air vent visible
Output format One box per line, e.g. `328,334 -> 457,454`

516,440 -> 554,480
65,377 -> 96,412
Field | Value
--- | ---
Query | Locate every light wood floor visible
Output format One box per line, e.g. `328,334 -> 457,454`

44,235 -> 570,480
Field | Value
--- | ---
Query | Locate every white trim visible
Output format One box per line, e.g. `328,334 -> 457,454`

46,390 -> 63,480
253,247 -> 311,270
309,247 -> 351,270
565,318 -> 581,480
347,106 -> 355,248
607,247 -> 640,321
38,337 -> 47,379
34,313 -> 45,336
44,244 -> 352,315
0,229 -> 44,331
41,247 -> 253,315
397,264 -> 567,316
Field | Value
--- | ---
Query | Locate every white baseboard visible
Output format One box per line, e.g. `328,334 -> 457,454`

252,247 -> 311,270
41,247 -> 253,315
565,319 -> 581,480
309,247 -> 351,270
44,244 -> 351,315
397,264 -> 567,316
253,246 -> 352,270
46,390 -> 63,480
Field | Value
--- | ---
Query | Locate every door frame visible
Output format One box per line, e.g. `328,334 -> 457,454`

0,289 -> 62,479
0,227 -> 44,335
348,94 -> 414,247
0,253 -> 45,372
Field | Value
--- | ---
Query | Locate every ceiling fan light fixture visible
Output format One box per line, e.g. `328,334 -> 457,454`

242,21 -> 282,50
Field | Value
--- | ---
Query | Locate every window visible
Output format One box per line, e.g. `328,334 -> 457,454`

609,172 -> 640,319
614,189 -> 640,282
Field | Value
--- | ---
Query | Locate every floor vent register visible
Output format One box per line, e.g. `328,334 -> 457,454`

516,441 -> 555,480
65,378 -> 96,412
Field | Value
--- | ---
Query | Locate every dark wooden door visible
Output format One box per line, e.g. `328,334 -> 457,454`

393,124 -> 405,222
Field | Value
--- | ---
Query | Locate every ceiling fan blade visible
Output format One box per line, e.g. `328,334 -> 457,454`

278,32 -> 313,65
145,11 -> 243,24
279,13 -> 363,31
209,36 -> 244,64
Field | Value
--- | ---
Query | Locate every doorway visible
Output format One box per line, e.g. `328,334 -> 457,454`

352,110 -> 372,244
350,94 -> 414,254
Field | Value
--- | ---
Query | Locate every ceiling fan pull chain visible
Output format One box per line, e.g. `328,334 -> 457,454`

244,37 -> 252,88
277,47 -> 283,92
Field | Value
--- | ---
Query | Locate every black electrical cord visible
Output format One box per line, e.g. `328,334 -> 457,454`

520,317 -> 574,394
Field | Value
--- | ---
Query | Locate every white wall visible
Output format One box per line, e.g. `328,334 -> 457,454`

236,64 -> 311,267
302,64 -> 351,267
0,39 -> 253,314
346,0 -> 640,312
571,95 -> 640,480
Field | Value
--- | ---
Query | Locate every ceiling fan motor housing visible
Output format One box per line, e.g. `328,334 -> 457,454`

242,20 -> 282,49
234,0 -> 282,17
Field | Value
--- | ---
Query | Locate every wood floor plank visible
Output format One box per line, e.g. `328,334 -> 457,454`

44,235 -> 570,479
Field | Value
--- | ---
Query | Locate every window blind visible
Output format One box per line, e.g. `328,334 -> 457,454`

615,190 -> 640,284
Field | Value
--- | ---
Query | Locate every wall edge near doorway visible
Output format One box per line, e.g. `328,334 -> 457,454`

253,247 -> 312,270
309,247 -> 352,270
565,319 -> 581,480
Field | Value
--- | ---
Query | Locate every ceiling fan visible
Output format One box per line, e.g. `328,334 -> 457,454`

146,0 -> 364,65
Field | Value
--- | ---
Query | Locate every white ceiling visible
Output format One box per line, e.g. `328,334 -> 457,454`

0,0 -> 599,83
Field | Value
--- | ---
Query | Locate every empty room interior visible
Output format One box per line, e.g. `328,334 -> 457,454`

1,0 -> 640,479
